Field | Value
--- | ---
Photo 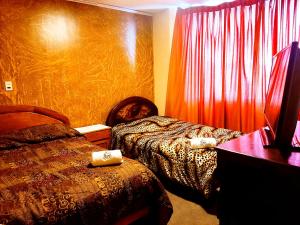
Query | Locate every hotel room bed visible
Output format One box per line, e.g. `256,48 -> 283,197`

106,97 -> 242,198
0,105 -> 172,225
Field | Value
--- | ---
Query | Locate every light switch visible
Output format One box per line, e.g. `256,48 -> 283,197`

4,81 -> 13,91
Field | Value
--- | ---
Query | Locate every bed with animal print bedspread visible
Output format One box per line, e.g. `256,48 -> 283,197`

111,116 -> 242,198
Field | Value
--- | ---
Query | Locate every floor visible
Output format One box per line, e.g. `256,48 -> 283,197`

159,178 -> 219,225
166,190 -> 219,225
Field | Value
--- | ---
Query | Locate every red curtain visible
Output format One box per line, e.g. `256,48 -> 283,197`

165,0 -> 300,133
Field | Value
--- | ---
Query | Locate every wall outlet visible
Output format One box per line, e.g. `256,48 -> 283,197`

4,81 -> 13,91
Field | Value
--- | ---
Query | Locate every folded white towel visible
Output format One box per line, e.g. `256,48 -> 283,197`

91,150 -> 123,166
190,137 -> 217,149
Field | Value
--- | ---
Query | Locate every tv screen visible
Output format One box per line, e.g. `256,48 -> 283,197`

264,41 -> 300,148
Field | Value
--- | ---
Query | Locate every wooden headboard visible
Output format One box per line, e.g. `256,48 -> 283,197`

106,96 -> 158,127
0,105 -> 70,134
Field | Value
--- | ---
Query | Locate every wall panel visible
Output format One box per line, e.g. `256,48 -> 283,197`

0,0 -> 153,127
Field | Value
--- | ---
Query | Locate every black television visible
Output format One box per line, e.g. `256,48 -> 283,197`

263,41 -> 300,149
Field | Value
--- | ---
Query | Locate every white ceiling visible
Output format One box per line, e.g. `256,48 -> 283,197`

97,0 -> 206,10
70,0 -> 233,14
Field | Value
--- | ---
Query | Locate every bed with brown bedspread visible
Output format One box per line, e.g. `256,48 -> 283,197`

0,106 -> 172,225
107,97 -> 242,198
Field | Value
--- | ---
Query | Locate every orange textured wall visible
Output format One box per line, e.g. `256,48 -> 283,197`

0,0 -> 153,127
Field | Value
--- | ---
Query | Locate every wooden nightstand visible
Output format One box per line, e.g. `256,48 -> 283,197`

75,124 -> 111,149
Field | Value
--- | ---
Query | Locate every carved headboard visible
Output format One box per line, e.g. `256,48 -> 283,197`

0,105 -> 70,134
105,96 -> 158,127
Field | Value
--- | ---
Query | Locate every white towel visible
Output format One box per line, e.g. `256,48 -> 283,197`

190,137 -> 217,149
91,150 -> 123,166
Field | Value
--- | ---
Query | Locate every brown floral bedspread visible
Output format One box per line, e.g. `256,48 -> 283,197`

111,116 -> 242,198
0,124 -> 172,225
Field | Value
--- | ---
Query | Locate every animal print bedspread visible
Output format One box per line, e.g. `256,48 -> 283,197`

0,123 -> 172,225
112,116 -> 242,198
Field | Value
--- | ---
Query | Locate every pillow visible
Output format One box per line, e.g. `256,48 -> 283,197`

0,138 -> 26,150
0,123 -> 81,150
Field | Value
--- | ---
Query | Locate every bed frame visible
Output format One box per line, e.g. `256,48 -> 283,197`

0,105 -> 70,134
0,104 -> 150,225
106,96 -> 158,127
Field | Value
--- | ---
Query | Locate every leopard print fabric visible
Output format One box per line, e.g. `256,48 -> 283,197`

112,116 -> 242,198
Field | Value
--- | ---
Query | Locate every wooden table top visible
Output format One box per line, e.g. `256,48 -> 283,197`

217,125 -> 300,169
